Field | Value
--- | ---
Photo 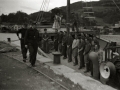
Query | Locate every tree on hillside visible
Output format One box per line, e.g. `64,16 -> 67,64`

0,11 -> 29,24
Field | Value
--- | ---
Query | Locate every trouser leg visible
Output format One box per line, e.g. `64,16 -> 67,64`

80,53 -> 85,67
75,24 -> 79,32
74,56 -> 78,65
90,60 -> 93,76
46,41 -> 49,53
31,44 -> 38,66
54,41 -> 58,51
21,39 -> 27,59
28,43 -> 34,63
67,46 -> 72,62
43,40 -> 46,52
63,45 -> 67,58
84,54 -> 89,73
72,24 -> 75,31
59,43 -> 62,53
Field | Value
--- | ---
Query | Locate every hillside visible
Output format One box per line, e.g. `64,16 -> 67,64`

59,1 -> 120,25
1,0 -> 120,26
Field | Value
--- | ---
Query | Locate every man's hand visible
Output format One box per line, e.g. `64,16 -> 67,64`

18,37 -> 21,40
25,45 -> 28,48
67,45 -> 69,48
83,52 -> 85,55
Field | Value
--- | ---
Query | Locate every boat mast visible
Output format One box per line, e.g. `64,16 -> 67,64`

66,0 -> 70,34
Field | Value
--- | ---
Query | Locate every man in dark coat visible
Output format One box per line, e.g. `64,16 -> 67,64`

78,36 -> 85,69
62,31 -> 67,59
16,24 -> 28,62
83,38 -> 91,73
66,33 -> 73,62
54,29 -> 59,51
24,24 -> 40,67
58,31 -> 63,53
42,28 -> 49,53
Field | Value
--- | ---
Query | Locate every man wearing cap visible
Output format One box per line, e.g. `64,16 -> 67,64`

42,28 -> 49,53
16,24 -> 28,62
54,29 -> 59,51
24,24 -> 40,67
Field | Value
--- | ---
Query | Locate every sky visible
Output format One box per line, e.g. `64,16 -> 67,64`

0,0 -> 99,15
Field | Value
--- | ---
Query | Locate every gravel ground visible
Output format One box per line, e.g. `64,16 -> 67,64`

0,54 -> 67,90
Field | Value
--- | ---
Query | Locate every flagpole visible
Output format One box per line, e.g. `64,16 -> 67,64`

67,0 -> 70,34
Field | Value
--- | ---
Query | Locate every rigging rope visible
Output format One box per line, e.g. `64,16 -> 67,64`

39,0 -> 50,24
37,0 -> 47,23
112,0 -> 120,11
36,0 -> 46,22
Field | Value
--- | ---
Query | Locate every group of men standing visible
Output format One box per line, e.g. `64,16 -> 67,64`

53,31 -> 99,74
16,23 -> 99,74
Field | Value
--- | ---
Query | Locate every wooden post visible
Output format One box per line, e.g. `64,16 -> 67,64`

66,0 -> 70,34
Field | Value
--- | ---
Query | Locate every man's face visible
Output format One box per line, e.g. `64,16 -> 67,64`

24,25 -> 27,29
75,35 -> 78,39
85,39 -> 88,43
93,37 -> 96,40
32,25 -> 36,28
55,29 -> 58,33
44,30 -> 47,33
95,45 -> 98,50
81,33 -> 84,36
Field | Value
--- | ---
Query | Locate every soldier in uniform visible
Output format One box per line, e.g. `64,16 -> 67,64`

58,31 -> 63,53
16,24 -> 28,62
42,28 -> 49,53
78,35 -> 85,69
24,24 -> 40,67
83,38 -> 91,73
93,36 -> 100,49
54,29 -> 59,51
62,31 -> 67,59
66,33 -> 73,62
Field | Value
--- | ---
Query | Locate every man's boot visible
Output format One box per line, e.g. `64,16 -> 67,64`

73,57 -> 78,66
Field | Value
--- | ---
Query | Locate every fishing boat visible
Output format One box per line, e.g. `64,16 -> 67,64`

37,0 -> 120,88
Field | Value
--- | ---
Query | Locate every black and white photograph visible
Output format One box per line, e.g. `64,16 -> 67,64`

0,0 -> 120,90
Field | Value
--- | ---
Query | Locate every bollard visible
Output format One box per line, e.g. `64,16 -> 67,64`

7,38 -> 11,43
52,52 -> 61,64
89,51 -> 100,80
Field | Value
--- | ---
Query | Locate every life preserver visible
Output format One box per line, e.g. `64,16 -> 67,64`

100,62 -> 116,84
